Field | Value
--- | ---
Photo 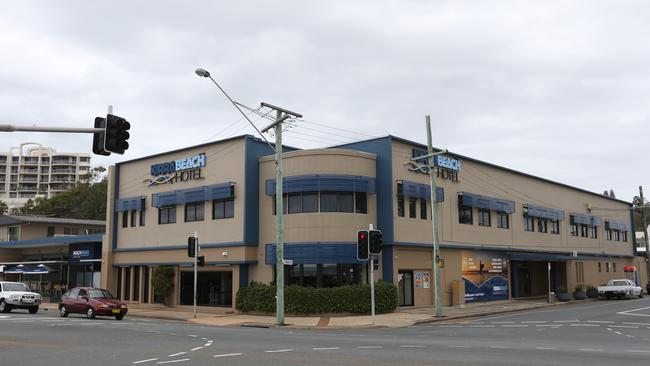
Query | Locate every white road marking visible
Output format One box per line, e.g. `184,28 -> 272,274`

187,335 -> 198,338
156,359 -> 190,364
536,347 -> 558,350
439,325 -> 462,328
579,349 -> 603,352
0,315 -> 11,319
502,325 -> 528,327
587,320 -> 614,324
167,352 -> 186,357
554,320 -> 579,323
536,324 -> 561,327
201,337 -> 208,340
610,325 -> 639,329
626,335 -> 634,338
190,347 -> 203,351
615,331 -> 623,335
265,349 -> 293,353
606,328 -> 613,331
400,345 -> 425,348
489,346 -> 508,349
213,353 -> 242,358
522,321 -> 546,324
357,346 -> 383,349
490,321 -> 514,324
203,343 -> 211,347
313,347 -> 341,350
78,322 -> 105,326
133,358 -> 158,364
448,345 -> 471,348
623,322 -> 650,326
617,306 -> 650,317
570,324 -> 600,327
469,325 -> 495,328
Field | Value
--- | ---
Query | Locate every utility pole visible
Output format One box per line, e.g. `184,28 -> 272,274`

425,116 -> 442,318
640,186 -> 649,281
260,102 -> 302,326
193,230 -> 198,319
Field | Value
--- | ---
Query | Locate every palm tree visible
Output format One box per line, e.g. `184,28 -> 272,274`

0,200 -> 8,215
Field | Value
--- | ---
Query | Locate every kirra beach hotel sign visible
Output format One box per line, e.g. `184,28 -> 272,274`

144,153 -> 206,186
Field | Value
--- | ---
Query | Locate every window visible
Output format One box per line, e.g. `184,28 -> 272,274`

598,262 -> 601,272
184,202 -> 204,222
8,226 -> 19,241
130,210 -> 137,227
303,192 -> 318,213
355,192 -> 367,214
288,193 -> 302,214
459,206 -> 473,224
408,198 -> 417,218
139,208 -> 146,226
420,200 -> 427,220
397,195 -> 405,217
524,216 -> 535,232
613,262 -> 616,272
606,262 -> 610,272
64,227 -> 79,235
589,226 -> 598,239
606,228 -> 612,240
47,226 -> 55,237
580,225 -> 589,238
497,212 -> 509,229
570,216 -> 578,236
550,220 -> 560,235
284,263 -> 363,287
622,231 -> 627,242
320,192 -> 353,213
212,198 -> 234,219
478,208 -> 491,227
537,219 -> 547,233
158,205 -> 176,224
614,230 -> 620,241
122,211 -> 128,228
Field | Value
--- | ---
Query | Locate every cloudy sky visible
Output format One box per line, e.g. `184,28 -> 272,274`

1,1 -> 648,201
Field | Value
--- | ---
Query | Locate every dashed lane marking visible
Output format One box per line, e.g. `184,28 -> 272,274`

490,321 -> 515,324
400,345 -> 425,348
521,321 -> 546,324
587,320 -> 614,324
615,332 -> 623,335
265,349 -> 294,353
623,322 -> 650,326
357,346 -> 383,349
203,343 -> 211,347
133,358 -> 158,364
469,325 -> 495,328
553,320 -> 579,323
578,349 -> 603,352
502,325 -> 528,327
190,347 -> 203,352
536,324 -> 561,327
448,345 -> 471,348
167,352 -> 186,357
156,359 -> 190,364
213,353 -> 242,358
313,347 -> 341,350
626,335 -> 635,338
610,325 -> 639,329
570,324 -> 600,327
187,335 -> 198,338
439,325 -> 462,328
536,347 -> 558,350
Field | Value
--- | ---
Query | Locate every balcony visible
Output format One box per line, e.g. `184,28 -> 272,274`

50,169 -> 75,174
20,158 -> 39,165
17,185 -> 37,192
51,158 -> 77,165
18,177 -> 38,183
19,169 -> 39,174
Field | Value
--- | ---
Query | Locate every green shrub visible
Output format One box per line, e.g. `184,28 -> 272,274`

556,286 -> 568,294
236,280 -> 399,314
152,266 -> 175,305
574,284 -> 585,292
586,285 -> 597,291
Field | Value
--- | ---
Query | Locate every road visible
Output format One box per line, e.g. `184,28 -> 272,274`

1,298 -> 649,365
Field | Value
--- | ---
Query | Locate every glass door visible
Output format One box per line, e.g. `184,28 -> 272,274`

398,271 -> 414,306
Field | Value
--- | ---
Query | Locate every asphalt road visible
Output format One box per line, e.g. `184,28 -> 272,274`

1,298 -> 649,366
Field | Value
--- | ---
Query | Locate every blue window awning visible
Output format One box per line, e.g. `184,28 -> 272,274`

265,175 -> 376,195
571,213 -> 602,227
397,180 -> 444,202
152,182 -> 235,208
524,204 -> 565,221
265,243 -> 362,264
459,192 -> 515,214
607,220 -> 629,231
115,196 -> 145,212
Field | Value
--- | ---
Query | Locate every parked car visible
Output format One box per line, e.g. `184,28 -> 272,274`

597,279 -> 643,299
59,287 -> 127,320
0,281 -> 42,314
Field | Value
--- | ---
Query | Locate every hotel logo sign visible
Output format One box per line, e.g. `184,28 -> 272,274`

144,153 -> 206,186
408,149 -> 461,182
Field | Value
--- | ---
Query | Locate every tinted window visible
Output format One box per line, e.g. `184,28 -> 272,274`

320,192 -> 338,212
302,192 -> 318,213
88,289 -> 115,299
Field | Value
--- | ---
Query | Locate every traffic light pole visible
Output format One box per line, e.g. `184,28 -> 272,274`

0,125 -> 103,133
193,231 -> 198,319
369,224 -> 376,324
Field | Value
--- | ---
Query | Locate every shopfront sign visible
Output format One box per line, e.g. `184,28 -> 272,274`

408,149 -> 461,182
414,271 -> 430,289
68,243 -> 101,264
144,153 -> 206,186
462,250 -> 509,302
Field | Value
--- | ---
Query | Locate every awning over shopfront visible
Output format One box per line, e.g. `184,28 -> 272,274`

459,192 -> 515,213
606,220 -> 629,231
151,182 -> 235,207
397,180 -> 444,202
3,264 -> 56,274
265,175 -> 376,195
571,213 -> 602,226
524,204 -> 565,221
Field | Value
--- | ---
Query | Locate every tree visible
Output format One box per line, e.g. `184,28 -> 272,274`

633,195 -> 650,232
19,166 -> 108,220
609,189 -> 616,199
0,200 -> 7,215
152,266 -> 175,305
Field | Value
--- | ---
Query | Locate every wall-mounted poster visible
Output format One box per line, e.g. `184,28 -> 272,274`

414,271 -> 430,289
462,250 -> 509,302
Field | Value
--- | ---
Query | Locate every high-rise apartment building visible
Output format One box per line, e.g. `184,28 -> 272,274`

0,143 -> 91,214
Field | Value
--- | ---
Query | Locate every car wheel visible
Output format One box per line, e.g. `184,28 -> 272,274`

28,306 -> 39,314
617,294 -> 624,300
639,292 -> 644,298
59,305 -> 69,317
86,307 -> 96,319
0,300 -> 11,313
115,314 -> 124,321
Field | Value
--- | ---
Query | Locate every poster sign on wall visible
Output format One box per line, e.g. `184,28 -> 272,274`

462,250 -> 509,302
414,271 -> 430,289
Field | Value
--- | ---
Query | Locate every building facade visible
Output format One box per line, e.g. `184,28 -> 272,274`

101,135 -> 646,310
0,143 -> 91,213
0,215 -> 105,302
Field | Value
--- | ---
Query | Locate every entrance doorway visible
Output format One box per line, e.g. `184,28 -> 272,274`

511,261 -> 566,298
398,271 -> 414,306
180,271 -> 233,307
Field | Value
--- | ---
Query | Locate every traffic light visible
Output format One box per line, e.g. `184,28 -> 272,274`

369,229 -> 382,255
92,117 -> 110,156
104,113 -> 131,154
197,256 -> 205,267
357,230 -> 369,261
187,236 -> 197,258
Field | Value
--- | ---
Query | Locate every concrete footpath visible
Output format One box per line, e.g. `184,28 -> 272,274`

41,298 -> 582,329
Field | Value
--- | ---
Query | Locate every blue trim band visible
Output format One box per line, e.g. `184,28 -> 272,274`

113,260 -> 258,267
113,242 -> 251,253
0,234 -> 103,249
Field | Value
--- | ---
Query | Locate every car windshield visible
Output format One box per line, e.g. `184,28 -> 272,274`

611,281 -> 627,286
88,289 -> 115,299
3,283 -> 29,292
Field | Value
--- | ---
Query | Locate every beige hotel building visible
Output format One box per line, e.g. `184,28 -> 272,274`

101,135 -> 646,310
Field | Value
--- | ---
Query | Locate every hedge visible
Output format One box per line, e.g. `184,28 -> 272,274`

236,281 -> 399,314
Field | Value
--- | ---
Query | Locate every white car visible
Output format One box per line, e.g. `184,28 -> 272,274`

597,279 -> 643,299
0,281 -> 42,313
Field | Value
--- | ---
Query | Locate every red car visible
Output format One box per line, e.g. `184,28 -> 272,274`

59,287 -> 128,320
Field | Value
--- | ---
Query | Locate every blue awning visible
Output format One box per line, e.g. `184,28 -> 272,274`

571,213 -> 602,227
398,180 -> 444,202
607,220 -> 629,231
265,175 -> 376,195
524,204 -> 565,221
152,182 -> 235,207
115,196 -> 145,212
459,192 -> 515,214
265,243 -> 362,264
